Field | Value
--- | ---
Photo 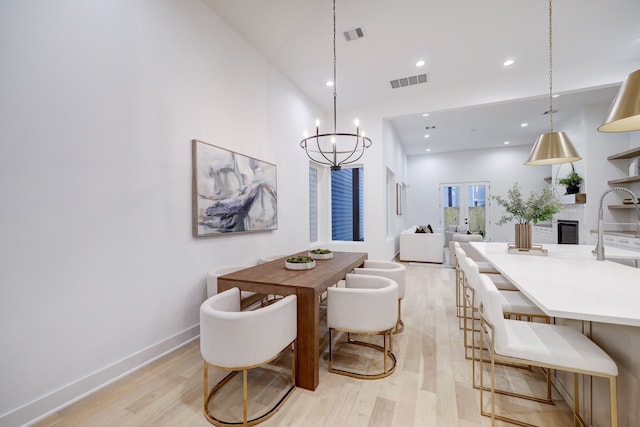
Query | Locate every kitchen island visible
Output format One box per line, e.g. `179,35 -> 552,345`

470,242 -> 640,427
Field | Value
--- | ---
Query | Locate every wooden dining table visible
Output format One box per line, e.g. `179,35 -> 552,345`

217,250 -> 368,391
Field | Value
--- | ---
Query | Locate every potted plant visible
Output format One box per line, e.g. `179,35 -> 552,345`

492,183 -> 561,249
558,163 -> 583,195
309,248 -> 333,259
285,255 -> 316,270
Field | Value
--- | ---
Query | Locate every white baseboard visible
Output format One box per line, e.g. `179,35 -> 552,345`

1,325 -> 200,427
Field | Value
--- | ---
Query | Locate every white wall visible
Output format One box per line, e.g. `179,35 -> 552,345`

0,1 -> 318,425
406,145 -> 551,242
382,120 -> 408,258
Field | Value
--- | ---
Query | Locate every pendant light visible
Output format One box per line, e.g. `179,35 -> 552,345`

598,69 -> 640,132
299,0 -> 372,171
525,0 -> 581,166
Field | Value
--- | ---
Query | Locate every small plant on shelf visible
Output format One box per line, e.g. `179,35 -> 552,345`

558,163 -> 583,195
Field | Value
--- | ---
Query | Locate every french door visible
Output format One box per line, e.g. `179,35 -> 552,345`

440,182 -> 489,237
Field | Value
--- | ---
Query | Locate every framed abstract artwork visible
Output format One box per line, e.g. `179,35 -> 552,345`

192,139 -> 278,237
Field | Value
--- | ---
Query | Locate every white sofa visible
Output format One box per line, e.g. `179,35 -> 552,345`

399,226 -> 444,263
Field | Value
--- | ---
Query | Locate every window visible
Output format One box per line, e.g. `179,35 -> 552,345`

309,166 -> 318,242
331,167 -> 364,241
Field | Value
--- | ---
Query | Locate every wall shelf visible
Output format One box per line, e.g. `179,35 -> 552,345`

608,204 -> 640,209
607,147 -> 640,160
608,176 -> 640,185
560,193 -> 586,204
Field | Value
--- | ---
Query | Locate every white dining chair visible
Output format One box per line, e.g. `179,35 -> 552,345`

478,284 -> 619,427
327,273 -> 398,379
206,265 -> 266,310
257,254 -> 288,264
200,287 -> 297,427
352,260 -> 406,333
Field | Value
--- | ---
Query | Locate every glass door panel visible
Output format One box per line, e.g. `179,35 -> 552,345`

441,182 -> 488,238
466,184 -> 487,237
441,185 -> 461,231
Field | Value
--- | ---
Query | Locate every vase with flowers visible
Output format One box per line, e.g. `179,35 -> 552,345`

492,183 -> 561,249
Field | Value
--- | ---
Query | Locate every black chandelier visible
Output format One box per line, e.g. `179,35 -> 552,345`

300,0 -> 372,171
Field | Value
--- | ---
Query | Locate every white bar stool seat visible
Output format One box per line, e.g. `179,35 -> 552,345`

479,285 -> 618,427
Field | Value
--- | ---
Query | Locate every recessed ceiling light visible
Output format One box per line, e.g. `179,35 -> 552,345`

424,134 -> 430,138
416,60 -> 425,67
503,59 -> 515,67
326,80 -> 334,87
422,113 -> 430,117
504,141 -> 511,145
426,148 -> 431,152
521,123 -> 528,127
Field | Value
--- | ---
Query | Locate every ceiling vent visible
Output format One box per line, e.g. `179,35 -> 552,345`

343,26 -> 365,41
390,73 -> 428,89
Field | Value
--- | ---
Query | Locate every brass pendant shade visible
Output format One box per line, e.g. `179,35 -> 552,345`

598,69 -> 640,133
525,0 -> 581,166
525,131 -> 581,165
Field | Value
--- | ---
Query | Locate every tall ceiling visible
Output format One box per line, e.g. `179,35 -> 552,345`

203,0 -> 640,156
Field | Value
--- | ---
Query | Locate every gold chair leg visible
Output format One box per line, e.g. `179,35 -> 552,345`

203,361 -> 208,413
202,343 -> 296,427
328,329 -> 397,380
242,369 -> 248,425
393,299 -> 405,334
383,332 -> 388,374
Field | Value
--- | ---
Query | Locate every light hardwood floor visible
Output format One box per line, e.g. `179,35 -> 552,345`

34,263 -> 575,427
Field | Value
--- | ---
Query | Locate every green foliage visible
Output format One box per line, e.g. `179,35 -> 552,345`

310,249 -> 332,254
287,256 -> 314,263
558,170 -> 583,187
492,183 -> 561,225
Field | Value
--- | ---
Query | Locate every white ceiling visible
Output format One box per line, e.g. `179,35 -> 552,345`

203,0 -> 640,156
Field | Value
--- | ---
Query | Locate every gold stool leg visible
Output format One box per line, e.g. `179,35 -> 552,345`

610,376 -> 618,427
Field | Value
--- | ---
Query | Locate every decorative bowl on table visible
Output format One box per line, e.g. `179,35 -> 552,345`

285,256 -> 316,270
309,249 -> 333,260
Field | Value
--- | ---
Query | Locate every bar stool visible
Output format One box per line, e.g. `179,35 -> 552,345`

460,256 -> 549,361
478,285 -> 619,427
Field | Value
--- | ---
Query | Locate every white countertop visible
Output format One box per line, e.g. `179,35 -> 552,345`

470,242 -> 640,327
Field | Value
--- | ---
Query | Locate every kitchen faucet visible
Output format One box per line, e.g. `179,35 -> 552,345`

594,187 -> 640,260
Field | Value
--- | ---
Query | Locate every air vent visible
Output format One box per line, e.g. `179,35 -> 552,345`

390,73 -> 428,89
343,26 -> 365,41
